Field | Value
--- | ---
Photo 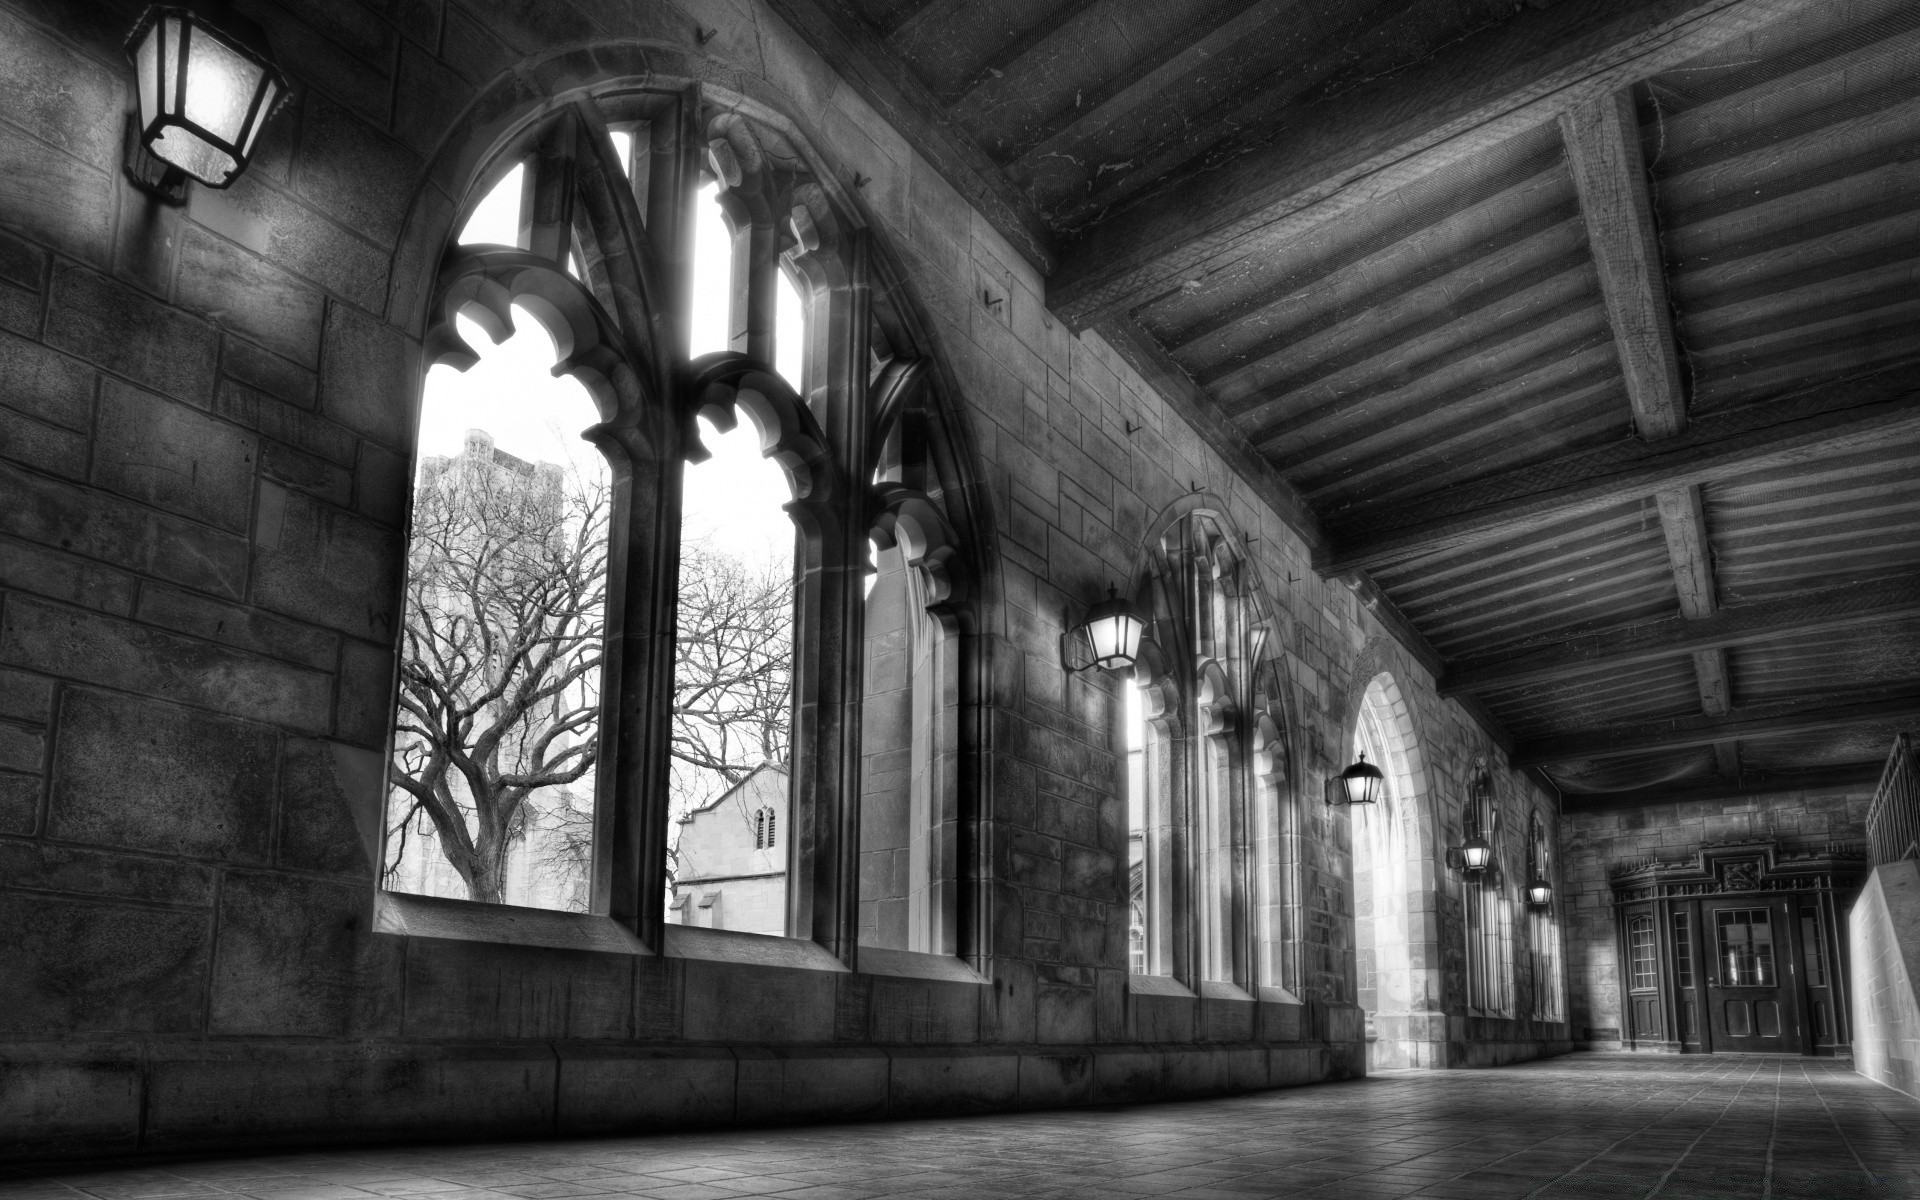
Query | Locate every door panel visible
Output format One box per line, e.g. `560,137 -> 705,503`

1704,899 -> 1800,1053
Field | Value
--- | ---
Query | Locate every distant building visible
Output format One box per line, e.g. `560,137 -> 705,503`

670,763 -> 790,935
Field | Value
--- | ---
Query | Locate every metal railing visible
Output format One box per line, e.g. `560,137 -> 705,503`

1867,733 -> 1920,867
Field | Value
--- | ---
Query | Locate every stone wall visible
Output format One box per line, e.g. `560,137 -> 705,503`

1561,785 -> 1873,1045
0,0 -> 1565,1160
1851,860 -> 1920,1100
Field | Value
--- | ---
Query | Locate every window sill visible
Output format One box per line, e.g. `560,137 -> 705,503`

857,945 -> 988,985
1127,973 -> 1195,998
375,891 -> 651,955
1198,981 -> 1256,1003
663,923 -> 849,973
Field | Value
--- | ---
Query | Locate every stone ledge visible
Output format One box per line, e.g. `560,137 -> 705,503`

374,890 -> 651,954
0,1037 -> 1363,1162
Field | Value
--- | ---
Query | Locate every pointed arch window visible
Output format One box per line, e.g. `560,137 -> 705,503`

1462,769 -> 1514,1016
377,90 -> 977,966
1528,809 -> 1563,1021
1124,509 -> 1297,994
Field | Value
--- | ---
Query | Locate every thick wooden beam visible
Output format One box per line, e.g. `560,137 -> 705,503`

1320,370 -> 1920,573
1047,0 -> 1819,330
1655,483 -> 1715,618
941,0 -> 1111,109
1558,762 -> 1884,812
759,0 -> 1057,274
1441,570 -> 1920,695
1693,648 -> 1731,715
1560,89 -> 1686,440
1511,688 -> 1920,767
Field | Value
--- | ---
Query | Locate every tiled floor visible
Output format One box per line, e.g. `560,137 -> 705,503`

5,1054 -> 1917,1199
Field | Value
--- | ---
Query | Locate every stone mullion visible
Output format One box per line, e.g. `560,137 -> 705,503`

519,117 -> 578,269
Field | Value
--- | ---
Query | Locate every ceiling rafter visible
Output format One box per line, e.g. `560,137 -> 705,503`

1560,87 -> 1687,440
1321,369 -> 1920,573
1440,570 -> 1920,696
1511,686 -> 1920,767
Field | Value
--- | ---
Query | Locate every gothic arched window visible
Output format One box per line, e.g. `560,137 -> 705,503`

379,88 -> 979,965
1124,507 -> 1296,994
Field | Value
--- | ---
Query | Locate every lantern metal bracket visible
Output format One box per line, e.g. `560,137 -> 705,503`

123,112 -> 188,205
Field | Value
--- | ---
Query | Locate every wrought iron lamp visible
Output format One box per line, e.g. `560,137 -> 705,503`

124,2 -> 289,202
1065,585 -> 1146,673
1330,753 -> 1384,806
1458,833 -> 1493,873
1526,879 -> 1553,908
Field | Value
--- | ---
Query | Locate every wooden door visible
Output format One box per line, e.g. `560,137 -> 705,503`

1703,898 -> 1801,1054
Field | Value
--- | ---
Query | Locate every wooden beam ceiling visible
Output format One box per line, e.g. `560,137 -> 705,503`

1560,88 -> 1687,440
1322,370 -> 1920,572
1511,687 -> 1920,767
1440,570 -> 1920,695
1557,761 -> 1884,811
1047,0 -> 1822,329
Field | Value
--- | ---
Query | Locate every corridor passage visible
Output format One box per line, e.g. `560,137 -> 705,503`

4,1055 -> 1915,1200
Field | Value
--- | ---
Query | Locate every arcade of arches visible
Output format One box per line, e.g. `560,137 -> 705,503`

2,0 -> 1918,1193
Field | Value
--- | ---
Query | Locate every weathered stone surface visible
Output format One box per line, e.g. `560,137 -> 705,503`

681,959 -> 839,1044
0,226 -> 47,291
260,438 -> 354,507
0,6 -> 120,169
320,303 -> 418,449
554,1046 -> 737,1134
0,664 -> 53,722
0,533 -> 137,615
221,334 -> 317,409
0,721 -> 45,772
0,841 -> 217,907
0,329 -> 93,429
886,1047 -> 1019,1117
208,870 -> 401,1038
402,938 -> 633,1040
0,278 -> 38,335
335,637 -> 395,748
214,378 -> 358,466
295,98 -> 422,248
135,582 -> 340,671
354,439 -> 411,528
733,1047 -> 889,1124
0,118 -> 113,269
174,225 -> 327,369
2,597 -> 333,733
47,686 -> 278,863
0,768 -> 38,834
187,174 -> 390,313
251,490 -> 402,641
91,378 -> 258,532
0,893 -> 210,1034
0,403 -> 87,478
0,1051 -> 142,1160
45,263 -> 218,404
277,738 -> 378,878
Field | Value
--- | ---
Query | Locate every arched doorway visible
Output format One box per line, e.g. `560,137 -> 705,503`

1349,672 -> 1445,1069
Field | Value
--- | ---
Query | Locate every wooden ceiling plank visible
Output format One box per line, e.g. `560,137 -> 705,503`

1047,0 -> 1827,330
1693,648 -> 1732,714
937,0 -> 1111,109
1512,686 -> 1920,766
1320,371 -> 1920,572
1557,761 -> 1883,810
1441,568 -> 1920,695
1560,88 -> 1687,440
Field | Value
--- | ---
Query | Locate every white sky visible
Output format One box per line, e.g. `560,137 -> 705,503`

434,153 -> 803,567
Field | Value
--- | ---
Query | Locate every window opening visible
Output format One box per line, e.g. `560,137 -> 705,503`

776,267 -> 804,391
383,304 -> 609,913
610,129 -> 633,177
690,181 -> 731,358
1717,909 -> 1774,986
1673,910 -> 1693,989
458,163 -> 524,248
1126,677 -> 1152,975
1801,910 -> 1826,988
1628,914 -> 1658,991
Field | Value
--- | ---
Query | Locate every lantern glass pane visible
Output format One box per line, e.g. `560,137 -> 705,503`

160,16 -> 183,116
182,29 -> 262,146
149,125 -> 239,185
241,77 -> 280,156
134,22 -> 159,130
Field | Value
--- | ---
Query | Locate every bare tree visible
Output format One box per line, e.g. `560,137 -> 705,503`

667,541 -> 794,877
386,456 -> 606,906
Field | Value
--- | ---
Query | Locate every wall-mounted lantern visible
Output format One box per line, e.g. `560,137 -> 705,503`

124,2 -> 289,202
1457,833 -> 1492,873
1064,585 -> 1146,673
1329,753 -> 1383,806
1526,879 -> 1553,908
